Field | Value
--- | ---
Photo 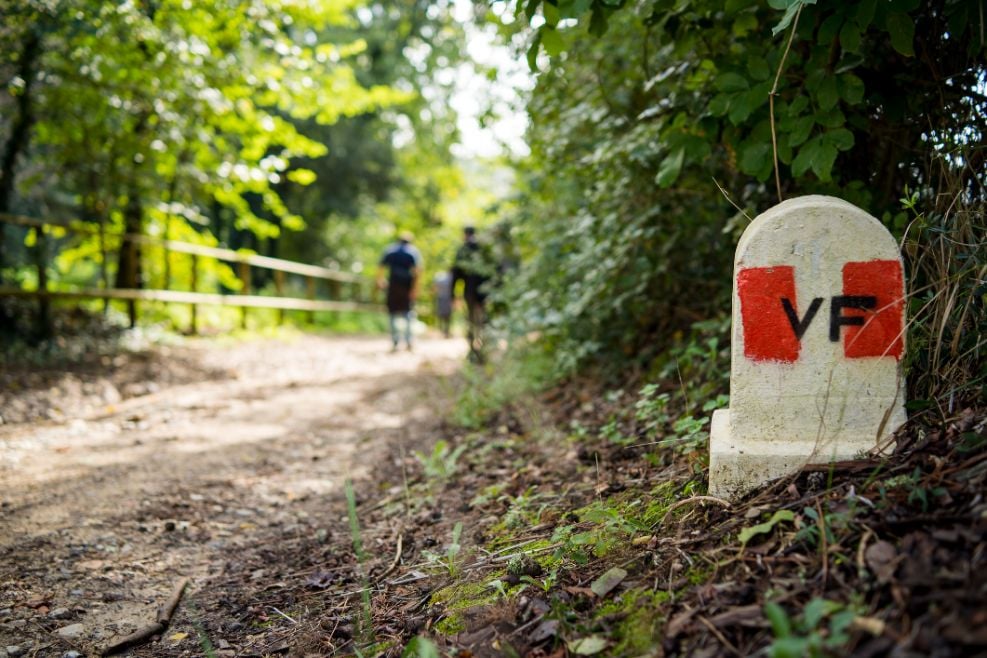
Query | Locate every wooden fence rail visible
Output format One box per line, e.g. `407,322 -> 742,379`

0,212 -> 383,335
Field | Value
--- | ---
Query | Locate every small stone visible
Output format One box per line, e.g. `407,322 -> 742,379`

55,623 -> 84,639
49,607 -> 71,619
6,645 -> 25,657
62,652 -> 82,658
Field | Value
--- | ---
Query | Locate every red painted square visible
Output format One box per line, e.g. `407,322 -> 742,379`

738,266 -> 800,362
842,260 -> 904,359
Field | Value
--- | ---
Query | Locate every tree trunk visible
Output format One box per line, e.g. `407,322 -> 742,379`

0,26 -> 41,276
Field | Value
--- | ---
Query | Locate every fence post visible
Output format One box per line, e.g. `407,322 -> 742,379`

189,253 -> 198,335
99,220 -> 109,314
306,276 -> 316,325
274,269 -> 285,326
33,225 -> 51,338
239,259 -> 250,330
126,239 -> 138,328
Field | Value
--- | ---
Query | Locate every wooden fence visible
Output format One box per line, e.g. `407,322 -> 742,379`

0,213 -> 382,335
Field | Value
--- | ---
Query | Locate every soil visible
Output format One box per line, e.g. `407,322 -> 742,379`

0,332 -> 466,657
2,330 -> 985,658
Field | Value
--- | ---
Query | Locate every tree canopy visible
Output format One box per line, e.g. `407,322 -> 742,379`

488,0 -> 985,392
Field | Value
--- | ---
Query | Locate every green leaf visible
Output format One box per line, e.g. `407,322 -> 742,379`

789,96 -> 809,114
839,20 -> 862,53
708,93 -> 731,116
788,114 -> 815,147
886,12 -> 915,56
818,14 -> 843,43
588,4 -> 609,37
286,168 -> 317,185
716,72 -> 749,93
854,0 -> 878,25
822,127 -> 854,151
747,56 -> 771,81
568,636 -> 608,655
770,636 -> 811,658
590,566 -> 627,597
814,107 -> 846,128
764,601 -> 792,637
541,27 -> 564,57
839,73 -> 865,104
654,147 -> 685,188
402,636 -> 441,658
559,0 -> 592,19
543,2 -> 560,26
803,597 -> 841,629
811,143 -> 838,180
738,509 -> 795,545
738,142 -> 771,176
772,0 -> 811,36
816,76 -> 839,110
526,33 -> 542,70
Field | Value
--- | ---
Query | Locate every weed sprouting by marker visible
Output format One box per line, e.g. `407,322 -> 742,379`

346,478 -> 374,647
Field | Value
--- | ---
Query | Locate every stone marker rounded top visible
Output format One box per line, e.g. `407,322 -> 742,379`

736,195 -> 900,267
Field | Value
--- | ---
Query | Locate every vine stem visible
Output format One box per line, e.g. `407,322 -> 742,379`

770,6 -> 803,204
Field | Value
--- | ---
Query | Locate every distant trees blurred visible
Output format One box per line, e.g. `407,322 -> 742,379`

0,0 -> 479,301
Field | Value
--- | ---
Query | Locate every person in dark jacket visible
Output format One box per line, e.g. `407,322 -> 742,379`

377,232 -> 422,351
451,226 -> 495,362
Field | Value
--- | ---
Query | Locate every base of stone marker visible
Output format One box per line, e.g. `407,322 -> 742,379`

708,409 -> 888,499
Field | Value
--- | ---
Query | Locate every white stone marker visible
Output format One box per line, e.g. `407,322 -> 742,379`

709,195 -> 907,498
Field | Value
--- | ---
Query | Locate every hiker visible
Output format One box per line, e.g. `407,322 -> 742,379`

377,231 -> 422,352
451,226 -> 494,362
433,271 -> 453,338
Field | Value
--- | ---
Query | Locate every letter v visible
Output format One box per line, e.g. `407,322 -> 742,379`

781,297 -> 823,341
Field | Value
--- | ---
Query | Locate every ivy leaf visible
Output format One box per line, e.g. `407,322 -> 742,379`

886,12 -> 915,56
654,147 -> 685,188
541,27 -> 564,56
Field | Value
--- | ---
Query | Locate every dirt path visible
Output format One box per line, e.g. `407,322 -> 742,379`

0,334 -> 466,657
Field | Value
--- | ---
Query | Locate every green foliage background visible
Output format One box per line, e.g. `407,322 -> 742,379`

489,0 -> 985,405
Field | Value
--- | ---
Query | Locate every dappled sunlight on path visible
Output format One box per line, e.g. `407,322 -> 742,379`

0,333 -> 466,652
